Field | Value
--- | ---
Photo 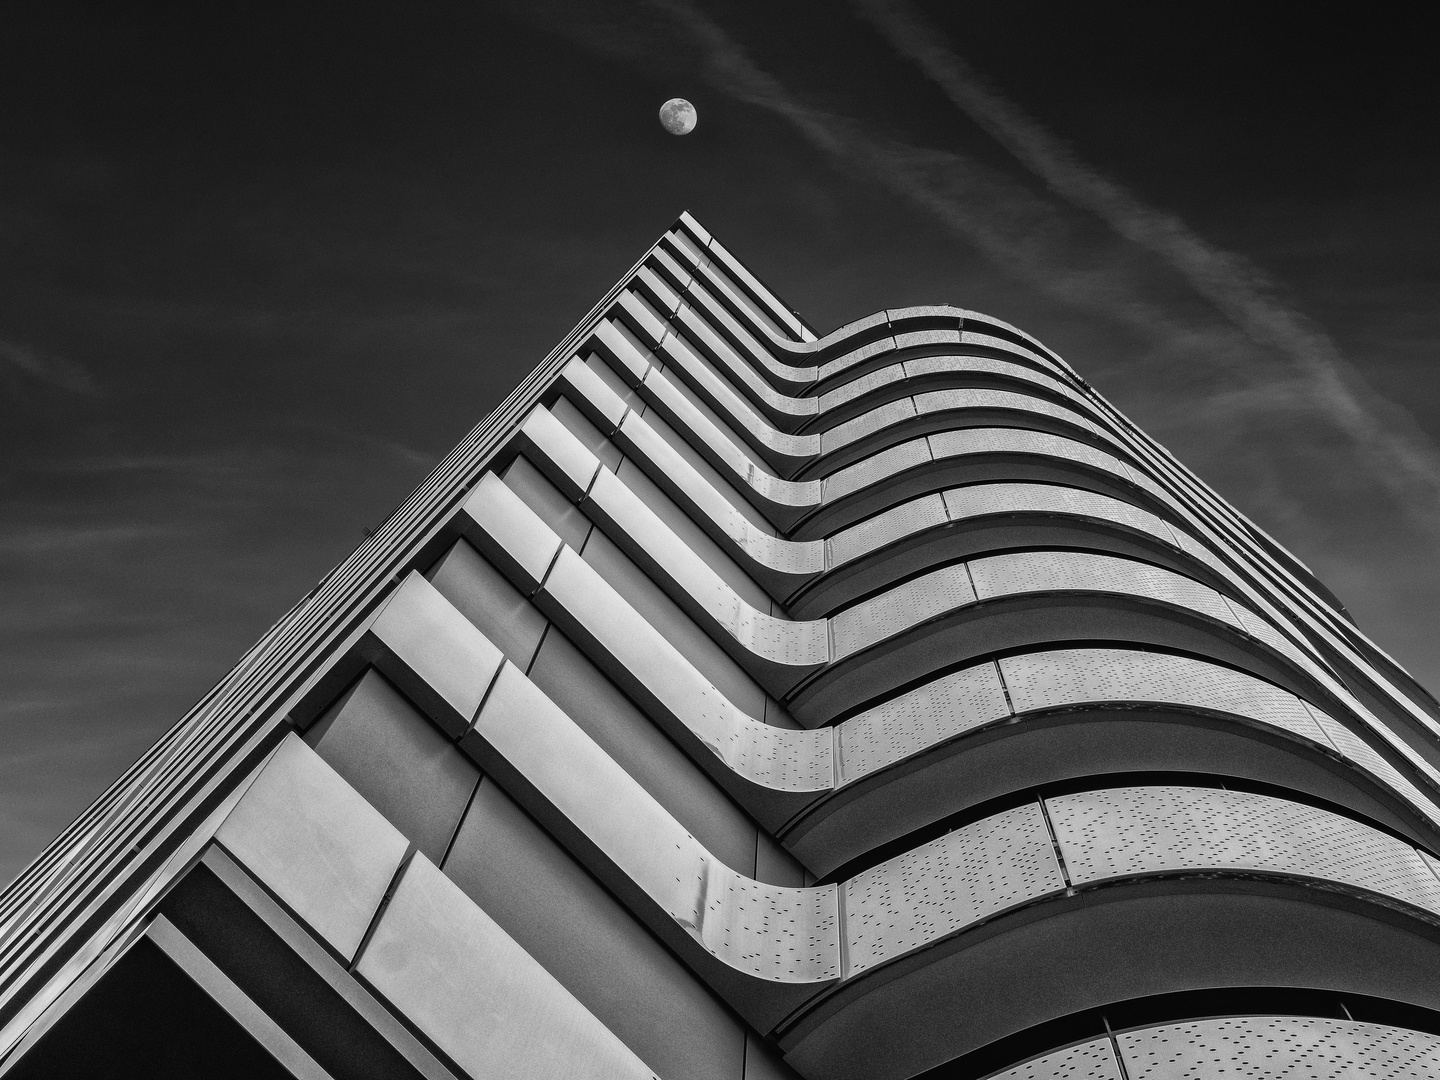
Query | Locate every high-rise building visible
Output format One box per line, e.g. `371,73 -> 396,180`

3,214 -> 1440,1079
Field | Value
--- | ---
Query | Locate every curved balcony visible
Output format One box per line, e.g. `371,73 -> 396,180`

983,1015 -> 1440,1080
401,556 -> 1440,873
276,604 -> 1440,1075
461,470 -> 1350,732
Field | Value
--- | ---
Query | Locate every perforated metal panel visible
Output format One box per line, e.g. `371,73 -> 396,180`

902,353 -> 1077,403
1048,786 -> 1440,916
1115,1016 -> 1440,1079
817,364 -> 907,411
739,525 -> 826,576
997,648 -> 1327,744
968,551 -> 1238,626
1165,524 -> 1233,579
825,493 -> 949,567
1302,705 -> 1440,826
1223,598 -> 1322,672
697,866 -> 841,981
837,662 -> 1011,782
892,327 -> 963,351
746,463 -> 821,510
725,719 -> 834,792
818,335 -> 898,383
930,426 -> 1118,470
942,483 -> 1178,548
831,563 -> 977,659
822,438 -> 933,503
986,1038 -> 1123,1080
843,802 -> 1064,975
913,388 -> 1098,439
820,398 -> 917,455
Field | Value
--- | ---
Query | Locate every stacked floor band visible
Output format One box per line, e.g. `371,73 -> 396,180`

2,214 -> 1439,1080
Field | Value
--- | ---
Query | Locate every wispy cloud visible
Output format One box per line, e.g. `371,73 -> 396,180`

0,339 -> 98,395
852,0 -> 1440,520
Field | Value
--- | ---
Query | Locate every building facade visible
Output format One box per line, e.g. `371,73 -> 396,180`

3,214 -> 1440,1078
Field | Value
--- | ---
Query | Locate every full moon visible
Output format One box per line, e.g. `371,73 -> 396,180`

659,98 -> 697,136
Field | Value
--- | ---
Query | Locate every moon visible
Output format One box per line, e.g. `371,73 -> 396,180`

659,98 -> 697,136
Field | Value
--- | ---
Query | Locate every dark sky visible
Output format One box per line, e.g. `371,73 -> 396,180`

1,1 -> 1436,885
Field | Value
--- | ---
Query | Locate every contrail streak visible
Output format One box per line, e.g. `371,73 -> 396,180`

853,0 -> 1440,514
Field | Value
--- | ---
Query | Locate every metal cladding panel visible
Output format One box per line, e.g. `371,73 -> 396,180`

837,662 -> 1010,783
427,538 -> 549,670
997,648 -> 1327,743
370,571 -> 504,728
987,1038 -> 1123,1080
1303,705 -> 1440,823
541,545 -> 832,792
472,662 -> 709,923
818,365 -> 907,411
1048,786 -> 1440,915
356,854 -> 657,1080
821,438 -> 933,503
912,387 -> 1097,435
825,493 -> 948,567
1166,521 -> 1234,578
1225,600 -> 1318,671
723,517 -> 823,576
215,735 -> 408,962
927,427 -> 1129,480
941,482 -> 1175,544
659,333 -> 816,457
699,866 -> 841,982
843,802 -> 1064,976
968,551 -> 1238,626
830,563 -> 977,659
817,336 -> 899,383
311,670 -> 479,864
819,398 -> 917,455
460,472 -> 563,594
727,715 -> 834,793
1115,1016 -> 1440,1079
586,469 -> 829,665
472,662 -> 842,980
901,353 -> 1078,400
891,328 -> 963,351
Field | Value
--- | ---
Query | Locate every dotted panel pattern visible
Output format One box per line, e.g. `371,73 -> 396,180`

913,387 -> 1100,439
1116,1016 -> 1440,1079
825,493 -> 949,567
926,428 -> 1132,485
1047,786 -> 1440,916
717,598 -> 830,666
997,648 -> 1327,744
739,525 -> 826,576
822,438 -> 933,503
820,398 -> 918,455
960,331 -> 1072,381
942,483 -> 1178,546
697,865 -> 841,981
726,718 -> 834,792
817,365 -> 908,411
902,354 -> 1079,404
968,551 -> 1238,627
818,336 -> 899,383
1224,600 -> 1324,673
1302,706 -> 1440,828
1168,525 -> 1235,579
747,461 -> 822,508
831,563 -> 977,659
843,802 -> 1064,975
986,1038 -> 1123,1080
837,662 -> 1011,783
